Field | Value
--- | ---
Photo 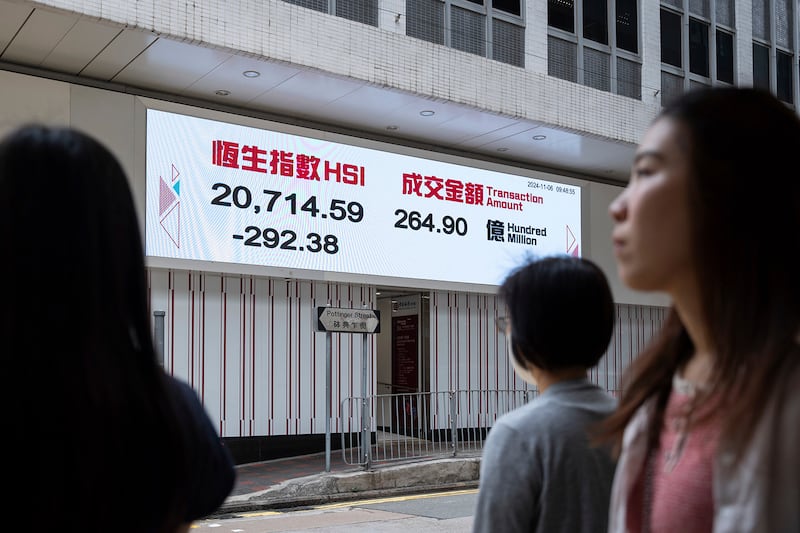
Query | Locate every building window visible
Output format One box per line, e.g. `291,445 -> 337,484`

715,30 -> 734,83
659,1 -> 735,107
776,51 -> 793,104
549,0 -> 575,32
689,18 -> 710,76
753,42 -> 770,91
752,0 -> 769,40
452,5 -> 486,56
283,0 -> 379,26
406,0 -> 526,67
548,0 -> 642,99
584,0 -> 609,45
616,0 -> 638,53
408,0 -> 446,44
752,0 -> 798,106
493,0 -> 522,16
661,10 -> 682,67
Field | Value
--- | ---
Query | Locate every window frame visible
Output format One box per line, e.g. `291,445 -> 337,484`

715,28 -> 735,84
753,0 -> 798,106
660,0 -> 737,106
446,0 -> 526,63
283,0 -> 381,26
404,0 -> 526,66
546,0 -> 643,98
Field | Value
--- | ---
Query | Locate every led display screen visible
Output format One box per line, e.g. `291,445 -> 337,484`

146,109 -> 581,287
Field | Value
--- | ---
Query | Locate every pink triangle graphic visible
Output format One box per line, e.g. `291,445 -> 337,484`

565,225 -> 576,254
172,164 -> 180,183
571,244 -> 580,257
159,202 -> 180,248
159,177 -> 177,216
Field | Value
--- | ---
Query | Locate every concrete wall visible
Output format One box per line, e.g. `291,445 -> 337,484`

32,0 -> 661,145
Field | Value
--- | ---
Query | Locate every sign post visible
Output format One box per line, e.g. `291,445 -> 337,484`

325,331 -> 332,471
316,306 -> 380,471
360,331 -> 369,468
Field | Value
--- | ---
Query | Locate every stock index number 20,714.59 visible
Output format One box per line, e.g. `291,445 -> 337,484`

211,183 -> 364,222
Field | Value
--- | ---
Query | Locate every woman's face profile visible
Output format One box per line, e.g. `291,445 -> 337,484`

608,117 -> 694,296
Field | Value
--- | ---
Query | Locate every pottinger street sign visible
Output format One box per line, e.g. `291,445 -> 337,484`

317,306 -> 381,472
316,306 -> 380,334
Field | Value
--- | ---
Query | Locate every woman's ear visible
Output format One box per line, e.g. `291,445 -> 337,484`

509,342 -> 538,387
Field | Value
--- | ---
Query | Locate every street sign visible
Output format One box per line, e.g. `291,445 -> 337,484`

316,307 -> 381,334
317,306 -> 380,471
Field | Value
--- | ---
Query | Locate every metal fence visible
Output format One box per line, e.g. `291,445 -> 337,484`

340,389 -> 537,468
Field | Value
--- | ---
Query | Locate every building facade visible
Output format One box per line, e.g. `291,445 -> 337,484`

1,0 -> 796,462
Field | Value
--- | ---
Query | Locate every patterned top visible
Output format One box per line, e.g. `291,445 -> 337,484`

627,377 -> 721,533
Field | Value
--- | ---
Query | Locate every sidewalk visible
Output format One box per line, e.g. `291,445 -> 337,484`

216,448 -> 482,516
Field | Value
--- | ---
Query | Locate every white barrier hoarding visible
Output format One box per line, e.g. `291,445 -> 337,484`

146,109 -> 581,287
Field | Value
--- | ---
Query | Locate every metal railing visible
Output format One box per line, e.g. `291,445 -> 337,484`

340,389 -> 537,468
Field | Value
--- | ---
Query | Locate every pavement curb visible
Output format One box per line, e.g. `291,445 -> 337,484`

214,456 -> 481,515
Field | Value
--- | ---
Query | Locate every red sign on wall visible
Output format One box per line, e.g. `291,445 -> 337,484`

392,315 -> 418,393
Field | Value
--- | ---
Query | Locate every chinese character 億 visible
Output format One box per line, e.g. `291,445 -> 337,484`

487,220 -> 505,242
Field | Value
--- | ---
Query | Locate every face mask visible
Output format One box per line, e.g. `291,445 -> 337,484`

506,332 -> 537,386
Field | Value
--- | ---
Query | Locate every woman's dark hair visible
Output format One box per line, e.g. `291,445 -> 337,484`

499,255 -> 615,371
601,87 -> 800,459
0,126 -> 191,531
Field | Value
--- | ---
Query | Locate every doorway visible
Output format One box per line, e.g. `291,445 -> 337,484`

374,289 -> 430,435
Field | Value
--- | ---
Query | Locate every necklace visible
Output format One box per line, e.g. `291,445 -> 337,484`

662,373 -> 709,473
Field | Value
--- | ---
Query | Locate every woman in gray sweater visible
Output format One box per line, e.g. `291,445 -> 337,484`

472,256 -> 617,533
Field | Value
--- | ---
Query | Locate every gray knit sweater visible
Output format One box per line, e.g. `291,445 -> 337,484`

472,379 -> 617,533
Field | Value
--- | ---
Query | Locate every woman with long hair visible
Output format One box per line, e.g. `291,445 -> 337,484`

0,126 -> 235,532
606,87 -> 800,532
